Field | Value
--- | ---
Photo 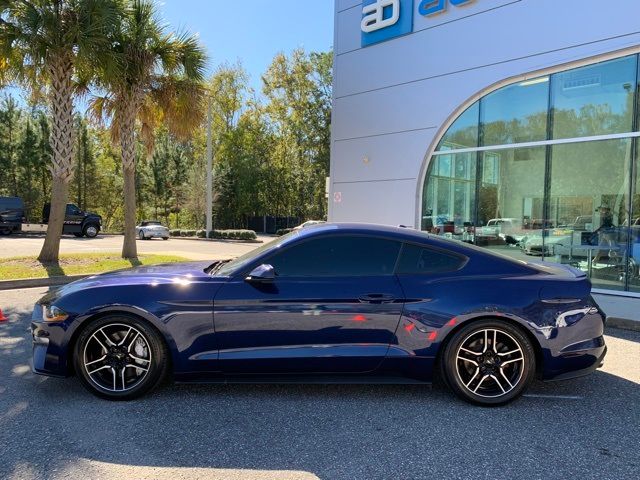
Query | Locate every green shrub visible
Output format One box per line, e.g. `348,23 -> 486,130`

196,230 -> 207,238
170,229 -> 181,237
276,228 -> 293,236
207,229 -> 257,241
185,230 -> 196,237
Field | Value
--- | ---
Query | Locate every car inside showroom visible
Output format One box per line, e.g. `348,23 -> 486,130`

329,0 -> 640,294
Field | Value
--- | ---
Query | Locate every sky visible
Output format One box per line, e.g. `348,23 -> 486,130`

159,0 -> 335,93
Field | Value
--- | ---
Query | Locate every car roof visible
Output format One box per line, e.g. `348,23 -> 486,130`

290,222 -> 535,268
294,222 -> 438,244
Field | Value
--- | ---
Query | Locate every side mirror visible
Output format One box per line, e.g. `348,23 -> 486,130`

245,264 -> 275,283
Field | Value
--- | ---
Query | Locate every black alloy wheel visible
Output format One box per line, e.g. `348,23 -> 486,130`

73,315 -> 169,400
441,319 -> 536,406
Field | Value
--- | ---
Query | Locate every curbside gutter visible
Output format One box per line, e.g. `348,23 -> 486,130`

606,317 -> 640,332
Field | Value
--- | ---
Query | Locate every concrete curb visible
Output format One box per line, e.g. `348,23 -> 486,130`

0,275 -> 91,291
607,317 -> 640,332
167,236 -> 264,244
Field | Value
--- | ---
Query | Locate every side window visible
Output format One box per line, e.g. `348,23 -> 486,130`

396,244 -> 465,274
66,205 -> 80,215
269,236 -> 401,277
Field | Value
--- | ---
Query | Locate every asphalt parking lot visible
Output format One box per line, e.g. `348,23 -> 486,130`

0,234 -> 272,261
1,287 -> 639,480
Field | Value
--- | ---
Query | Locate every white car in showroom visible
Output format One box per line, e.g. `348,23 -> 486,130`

135,220 -> 170,240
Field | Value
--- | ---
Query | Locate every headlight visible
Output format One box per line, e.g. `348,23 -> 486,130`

42,305 -> 69,323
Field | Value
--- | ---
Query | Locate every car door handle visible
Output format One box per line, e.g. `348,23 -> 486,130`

358,294 -> 397,304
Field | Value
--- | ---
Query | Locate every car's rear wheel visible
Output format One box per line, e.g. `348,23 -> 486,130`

73,315 -> 169,400
441,320 -> 536,406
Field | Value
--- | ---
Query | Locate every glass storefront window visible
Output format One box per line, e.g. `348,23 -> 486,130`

629,147 -> 640,292
422,53 -> 640,292
551,56 -> 637,139
437,102 -> 479,150
477,147 -> 546,260
480,77 -> 549,146
549,139 -> 633,291
422,152 -> 476,240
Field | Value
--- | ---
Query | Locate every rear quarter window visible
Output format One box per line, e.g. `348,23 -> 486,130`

396,243 -> 465,274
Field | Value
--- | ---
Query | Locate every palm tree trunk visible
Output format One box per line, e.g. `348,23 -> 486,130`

38,53 -> 75,264
120,97 -> 138,259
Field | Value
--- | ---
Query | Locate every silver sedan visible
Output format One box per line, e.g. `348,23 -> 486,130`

135,221 -> 170,240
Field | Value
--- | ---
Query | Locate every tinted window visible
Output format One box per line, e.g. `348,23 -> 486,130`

269,236 -> 401,277
396,244 -> 464,274
66,205 -> 80,215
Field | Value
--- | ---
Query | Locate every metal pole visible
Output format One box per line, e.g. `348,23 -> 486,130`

205,97 -> 213,234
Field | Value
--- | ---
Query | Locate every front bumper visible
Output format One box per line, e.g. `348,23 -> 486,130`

30,304 -> 71,377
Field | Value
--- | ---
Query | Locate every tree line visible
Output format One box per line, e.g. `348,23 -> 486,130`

0,0 -> 331,263
0,51 -> 331,231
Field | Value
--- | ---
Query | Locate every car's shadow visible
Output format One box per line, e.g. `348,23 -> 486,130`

1,305 -> 638,479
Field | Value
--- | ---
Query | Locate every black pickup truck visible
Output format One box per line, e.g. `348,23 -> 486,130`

0,197 -> 102,237
42,203 -> 102,238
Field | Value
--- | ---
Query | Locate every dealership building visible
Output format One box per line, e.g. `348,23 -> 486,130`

329,0 -> 640,298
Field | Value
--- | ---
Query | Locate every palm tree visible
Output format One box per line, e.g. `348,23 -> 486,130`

0,0 -> 120,263
90,0 -> 206,259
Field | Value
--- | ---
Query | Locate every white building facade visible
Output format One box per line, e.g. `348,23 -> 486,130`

329,0 -> 640,295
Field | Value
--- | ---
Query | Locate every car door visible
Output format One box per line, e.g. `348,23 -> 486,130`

64,204 -> 84,234
213,234 -> 405,375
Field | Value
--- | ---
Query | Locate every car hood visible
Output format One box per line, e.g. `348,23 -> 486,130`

40,261 -> 220,303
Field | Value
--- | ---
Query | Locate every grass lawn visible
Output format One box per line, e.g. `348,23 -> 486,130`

0,253 -> 189,281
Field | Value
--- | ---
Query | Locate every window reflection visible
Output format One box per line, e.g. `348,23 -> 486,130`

549,140 -> 632,291
551,56 -> 637,139
422,152 -> 476,241
422,53 -> 640,292
478,147 -> 546,258
481,77 -> 549,146
437,102 -> 479,150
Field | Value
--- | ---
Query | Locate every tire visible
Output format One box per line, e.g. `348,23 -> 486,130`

162,237 -> 169,241
0,227 -> 11,235
138,231 -> 146,240
440,319 -> 536,406
83,224 -> 99,238
73,315 -> 169,400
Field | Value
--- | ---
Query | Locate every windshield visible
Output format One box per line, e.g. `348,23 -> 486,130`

214,230 -> 299,276
144,222 -> 162,226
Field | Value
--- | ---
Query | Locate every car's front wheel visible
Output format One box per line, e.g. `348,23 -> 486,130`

138,231 -> 146,240
441,320 -> 536,406
73,315 -> 169,400
83,224 -> 99,238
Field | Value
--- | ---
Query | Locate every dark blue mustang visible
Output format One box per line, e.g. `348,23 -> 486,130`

31,223 -> 607,406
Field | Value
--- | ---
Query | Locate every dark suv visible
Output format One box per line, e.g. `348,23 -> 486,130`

43,203 -> 102,238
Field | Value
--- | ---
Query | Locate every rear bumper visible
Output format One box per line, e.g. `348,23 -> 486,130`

545,344 -> 607,381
